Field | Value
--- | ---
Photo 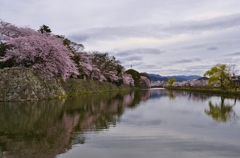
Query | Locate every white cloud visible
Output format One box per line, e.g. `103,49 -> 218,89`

1,0 -> 240,75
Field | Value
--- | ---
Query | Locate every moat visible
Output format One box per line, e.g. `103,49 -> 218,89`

0,88 -> 240,158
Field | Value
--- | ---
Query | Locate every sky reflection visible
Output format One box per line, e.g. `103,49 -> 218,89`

1,89 -> 240,158
58,89 -> 240,158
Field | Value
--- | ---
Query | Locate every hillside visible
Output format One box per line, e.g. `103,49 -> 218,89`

145,73 -> 202,81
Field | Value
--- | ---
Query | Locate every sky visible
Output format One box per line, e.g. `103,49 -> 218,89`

1,0 -> 240,76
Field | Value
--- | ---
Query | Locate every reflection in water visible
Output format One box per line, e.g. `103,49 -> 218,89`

168,91 -> 176,100
166,90 -> 210,102
0,89 -> 154,158
167,90 -> 240,122
0,89 -> 240,158
205,97 -> 238,122
0,99 -> 74,158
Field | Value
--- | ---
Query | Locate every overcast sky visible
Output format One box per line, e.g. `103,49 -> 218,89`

1,0 -> 240,76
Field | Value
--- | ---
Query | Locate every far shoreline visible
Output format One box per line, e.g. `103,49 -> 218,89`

164,87 -> 240,98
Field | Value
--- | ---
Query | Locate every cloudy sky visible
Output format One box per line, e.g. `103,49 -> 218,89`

1,0 -> 240,76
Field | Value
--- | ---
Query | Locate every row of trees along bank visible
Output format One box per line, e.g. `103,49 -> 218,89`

163,63 -> 239,93
0,21 -> 151,88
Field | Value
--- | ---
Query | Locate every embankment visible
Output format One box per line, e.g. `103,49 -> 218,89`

0,67 -> 130,101
165,87 -> 240,97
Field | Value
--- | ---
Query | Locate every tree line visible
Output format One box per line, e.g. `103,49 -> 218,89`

0,20 -> 151,87
164,63 -> 239,91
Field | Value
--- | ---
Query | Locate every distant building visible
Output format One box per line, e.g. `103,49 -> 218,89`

231,75 -> 240,87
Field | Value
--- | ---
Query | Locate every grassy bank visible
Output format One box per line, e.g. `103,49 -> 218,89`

0,67 -> 136,102
61,79 -> 134,98
165,87 -> 240,97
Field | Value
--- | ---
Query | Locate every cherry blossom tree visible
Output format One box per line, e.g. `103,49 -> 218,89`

170,79 -> 208,88
73,51 -> 133,85
0,20 -> 135,85
0,20 -> 79,80
141,76 -> 151,88
125,69 -> 141,87
189,78 -> 208,87
151,81 -> 163,87
91,52 -> 121,82
74,52 -> 102,80
122,73 -> 134,86
172,81 -> 182,87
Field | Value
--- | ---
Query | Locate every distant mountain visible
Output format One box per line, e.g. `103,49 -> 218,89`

166,75 -> 202,81
145,73 -> 168,81
144,73 -> 202,81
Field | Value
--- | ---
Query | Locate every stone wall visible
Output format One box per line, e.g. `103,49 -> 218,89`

0,68 -> 124,101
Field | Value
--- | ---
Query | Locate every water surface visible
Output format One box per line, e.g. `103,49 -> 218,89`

0,88 -> 240,158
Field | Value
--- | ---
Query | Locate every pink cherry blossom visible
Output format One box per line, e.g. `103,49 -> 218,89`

141,76 -> 151,88
0,20 -> 79,80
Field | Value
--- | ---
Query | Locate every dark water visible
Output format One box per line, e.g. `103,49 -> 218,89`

0,88 -> 240,158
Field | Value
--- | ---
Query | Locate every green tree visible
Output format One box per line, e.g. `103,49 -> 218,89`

205,97 -> 237,122
168,90 -> 176,100
38,25 -> 52,34
125,69 -> 141,87
167,78 -> 176,86
140,73 -> 151,81
204,63 -> 231,90
91,52 -> 123,83
0,42 -> 14,68
56,35 -> 84,53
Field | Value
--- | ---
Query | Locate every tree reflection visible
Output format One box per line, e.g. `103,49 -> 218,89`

168,90 -> 176,100
0,89 -> 152,158
166,90 -> 210,102
205,97 -> 238,122
141,90 -> 151,101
